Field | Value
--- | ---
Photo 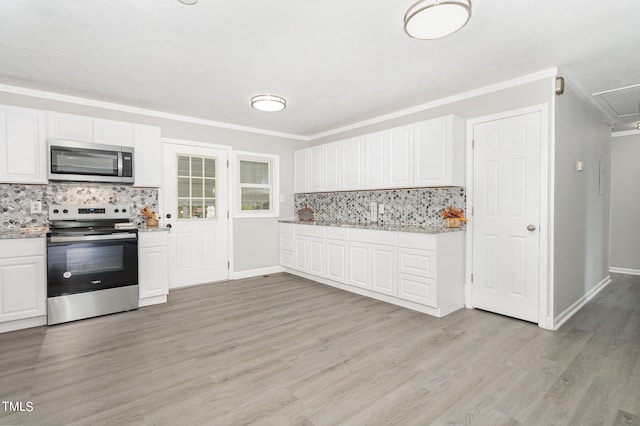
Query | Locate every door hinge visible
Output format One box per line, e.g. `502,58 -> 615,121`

227,160 -> 229,168
227,211 -> 229,219
472,139 -> 475,149
471,273 -> 474,283
472,206 -> 474,216
227,261 -> 230,269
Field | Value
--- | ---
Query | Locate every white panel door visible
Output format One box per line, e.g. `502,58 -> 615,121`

326,239 -> 348,283
472,112 -> 541,323
341,136 -> 365,190
163,142 -> 229,288
309,237 -> 325,277
309,145 -> 324,192
348,242 -> 370,289
387,125 -> 414,188
364,131 -> 386,189
0,256 -> 46,322
371,245 -> 397,296
414,117 -> 449,186
294,236 -> 309,272
0,106 -> 47,184
324,142 -> 341,191
293,149 -> 309,193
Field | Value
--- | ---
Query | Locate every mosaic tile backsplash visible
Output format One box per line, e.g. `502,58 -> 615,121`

295,187 -> 466,227
0,183 -> 159,230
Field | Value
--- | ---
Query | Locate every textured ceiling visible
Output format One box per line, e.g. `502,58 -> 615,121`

0,0 -> 638,138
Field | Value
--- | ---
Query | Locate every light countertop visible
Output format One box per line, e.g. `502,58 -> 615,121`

278,220 -> 464,234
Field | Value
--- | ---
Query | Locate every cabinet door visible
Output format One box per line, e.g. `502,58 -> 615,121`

0,256 -> 46,323
293,149 -> 309,193
386,125 -> 414,188
133,124 -> 163,187
325,239 -> 348,284
0,106 -> 47,184
308,145 -> 324,192
324,142 -> 341,191
414,117 -> 449,186
398,273 -> 437,307
348,242 -> 370,289
371,245 -> 397,296
93,118 -> 134,147
138,245 -> 169,300
309,237 -> 325,277
340,136 -> 365,190
364,131 -> 386,189
294,236 -> 309,272
48,112 -> 93,142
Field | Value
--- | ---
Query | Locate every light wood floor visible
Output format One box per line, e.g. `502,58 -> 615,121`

0,273 -> 638,426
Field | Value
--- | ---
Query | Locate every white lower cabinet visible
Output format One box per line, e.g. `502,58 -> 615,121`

0,238 -> 47,333
280,223 -> 464,317
138,231 -> 169,307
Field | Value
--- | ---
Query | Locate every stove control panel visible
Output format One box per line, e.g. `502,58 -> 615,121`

49,205 -> 131,221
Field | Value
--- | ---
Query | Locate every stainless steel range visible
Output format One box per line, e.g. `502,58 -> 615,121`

46,205 -> 138,325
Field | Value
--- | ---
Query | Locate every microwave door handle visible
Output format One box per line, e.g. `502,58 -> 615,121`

117,151 -> 124,177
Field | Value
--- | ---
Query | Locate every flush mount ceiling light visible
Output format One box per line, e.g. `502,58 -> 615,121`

251,95 -> 286,112
178,0 -> 197,5
404,0 -> 472,40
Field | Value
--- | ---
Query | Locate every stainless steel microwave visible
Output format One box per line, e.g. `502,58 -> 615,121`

48,140 -> 134,183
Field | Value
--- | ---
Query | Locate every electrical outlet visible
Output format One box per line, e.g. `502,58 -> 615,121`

30,201 -> 42,214
379,204 -> 385,214
280,194 -> 286,203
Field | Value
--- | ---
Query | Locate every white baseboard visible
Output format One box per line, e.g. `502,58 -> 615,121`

553,275 -> 612,330
609,267 -> 640,276
0,316 -> 47,334
233,266 -> 285,280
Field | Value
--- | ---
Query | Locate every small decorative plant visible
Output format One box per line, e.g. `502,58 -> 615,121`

441,206 -> 467,228
141,206 -> 160,226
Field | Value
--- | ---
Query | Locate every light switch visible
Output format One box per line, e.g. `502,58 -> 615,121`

576,161 -> 584,172
30,201 -> 42,214
279,194 -> 286,203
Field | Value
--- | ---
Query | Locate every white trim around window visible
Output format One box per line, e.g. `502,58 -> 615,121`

232,151 -> 280,218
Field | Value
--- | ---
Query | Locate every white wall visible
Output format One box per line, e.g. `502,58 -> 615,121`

609,132 -> 640,272
0,90 -> 303,273
553,81 -> 612,316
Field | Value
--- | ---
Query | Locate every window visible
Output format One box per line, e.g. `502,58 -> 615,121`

235,152 -> 279,218
177,155 -> 217,220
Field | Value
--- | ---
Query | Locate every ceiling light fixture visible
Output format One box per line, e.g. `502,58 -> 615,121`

251,95 -> 286,112
404,0 -> 472,40
178,0 -> 197,5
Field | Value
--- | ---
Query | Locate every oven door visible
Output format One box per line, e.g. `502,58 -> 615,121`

47,232 -> 138,297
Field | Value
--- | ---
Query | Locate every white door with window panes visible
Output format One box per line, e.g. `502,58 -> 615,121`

163,141 -> 229,288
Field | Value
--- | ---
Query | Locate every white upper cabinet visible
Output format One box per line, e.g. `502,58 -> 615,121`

0,105 -> 47,184
340,136 -> 365,190
414,115 -> 465,187
293,148 -> 309,193
364,131 -> 387,189
309,145 -> 324,192
324,141 -> 341,191
386,124 -> 414,188
48,112 -> 93,142
133,124 -> 162,187
292,115 -> 465,194
93,118 -> 134,147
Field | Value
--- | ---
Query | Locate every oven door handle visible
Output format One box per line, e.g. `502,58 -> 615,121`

48,233 -> 137,243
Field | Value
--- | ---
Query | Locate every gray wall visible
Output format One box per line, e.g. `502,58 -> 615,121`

609,133 -> 640,271
0,91 -> 303,273
553,81 -> 612,317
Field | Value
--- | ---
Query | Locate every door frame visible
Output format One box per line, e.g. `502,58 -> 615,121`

159,137 -> 234,282
465,103 -> 553,329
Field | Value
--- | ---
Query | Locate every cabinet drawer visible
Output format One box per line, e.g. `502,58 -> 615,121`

397,232 -> 437,250
280,250 -> 294,268
349,228 -> 396,245
398,273 -> 437,307
138,231 -> 168,248
0,239 -> 45,258
295,224 -> 324,238
398,248 -> 436,278
280,223 -> 294,234
325,226 -> 349,241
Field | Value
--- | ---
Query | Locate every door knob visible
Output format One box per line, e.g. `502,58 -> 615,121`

527,224 -> 536,232
166,224 -> 172,229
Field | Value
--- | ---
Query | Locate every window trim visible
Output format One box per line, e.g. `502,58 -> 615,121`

233,151 -> 280,218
